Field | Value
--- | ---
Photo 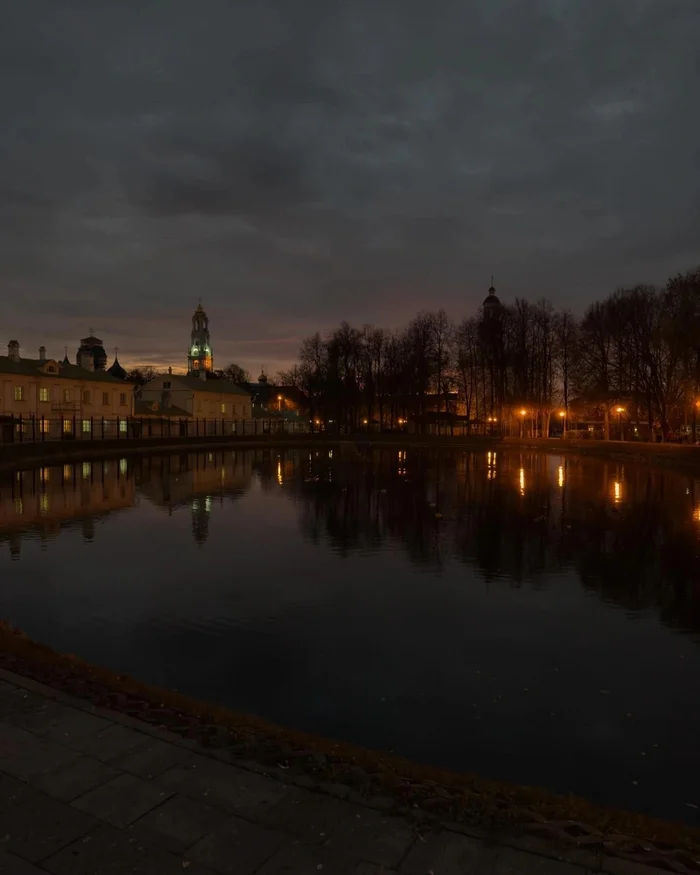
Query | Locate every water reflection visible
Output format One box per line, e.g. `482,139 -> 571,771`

3,449 -> 700,631
1,447 -> 700,822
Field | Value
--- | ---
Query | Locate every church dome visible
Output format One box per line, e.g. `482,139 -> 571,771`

77,334 -> 108,370
483,284 -> 501,308
258,371 -> 268,384
108,355 -> 127,380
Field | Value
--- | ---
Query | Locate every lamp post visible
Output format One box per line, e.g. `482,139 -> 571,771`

277,394 -> 283,412
616,406 -> 625,441
559,409 -> 566,439
519,409 -> 527,439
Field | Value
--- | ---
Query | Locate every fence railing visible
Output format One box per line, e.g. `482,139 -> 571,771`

0,415 -> 312,445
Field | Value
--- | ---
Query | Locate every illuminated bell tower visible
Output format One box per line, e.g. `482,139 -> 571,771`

187,301 -> 213,375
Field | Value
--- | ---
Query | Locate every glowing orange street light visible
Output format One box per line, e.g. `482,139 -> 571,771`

615,406 -> 625,440
519,409 -> 527,416
558,410 -> 566,418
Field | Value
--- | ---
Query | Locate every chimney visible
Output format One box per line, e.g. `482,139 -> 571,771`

82,351 -> 95,372
7,340 -> 20,363
199,367 -> 207,381
39,346 -> 46,362
168,366 -> 172,375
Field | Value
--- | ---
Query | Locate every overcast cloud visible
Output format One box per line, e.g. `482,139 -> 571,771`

1,0 -> 699,373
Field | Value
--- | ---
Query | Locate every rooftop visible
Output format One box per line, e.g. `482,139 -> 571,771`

0,356 -> 130,384
174,374 -> 250,396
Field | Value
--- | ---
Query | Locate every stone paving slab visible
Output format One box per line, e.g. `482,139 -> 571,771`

130,793 -> 231,853
8,701 -> 110,743
154,755 -> 290,817
0,793 -> 95,862
31,755 -> 121,802
0,666 -> 660,875
0,853 -> 48,874
71,772 -> 173,828
106,737 -> 194,779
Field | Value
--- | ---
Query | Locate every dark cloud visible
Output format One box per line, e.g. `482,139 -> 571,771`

1,0 -> 699,372
140,136 -> 313,218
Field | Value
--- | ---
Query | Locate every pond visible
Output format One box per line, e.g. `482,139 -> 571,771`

1,446 -> 699,824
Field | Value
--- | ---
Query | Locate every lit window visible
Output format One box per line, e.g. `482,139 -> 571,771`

39,387 -> 48,402
119,458 -> 127,473
102,392 -> 109,405
63,419 -> 72,433
119,393 -> 127,406
82,462 -> 91,479
82,420 -> 91,433
63,464 -> 72,479
221,403 -> 226,414
83,390 -> 90,403
63,389 -> 70,402
119,420 -> 127,433
39,419 -> 50,433
14,386 -> 24,401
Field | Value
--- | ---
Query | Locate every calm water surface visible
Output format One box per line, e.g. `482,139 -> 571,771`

1,447 -> 699,823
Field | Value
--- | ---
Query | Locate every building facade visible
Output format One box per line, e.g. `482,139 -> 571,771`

244,371 -> 309,419
138,372 -> 251,421
0,341 -> 133,437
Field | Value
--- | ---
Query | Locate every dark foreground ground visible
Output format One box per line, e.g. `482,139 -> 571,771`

1,629 -> 699,875
0,668 -> 657,875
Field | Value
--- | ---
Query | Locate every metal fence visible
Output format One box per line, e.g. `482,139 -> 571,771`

0,415 -> 312,445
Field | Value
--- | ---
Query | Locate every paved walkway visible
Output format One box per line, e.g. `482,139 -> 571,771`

0,669 -> 643,875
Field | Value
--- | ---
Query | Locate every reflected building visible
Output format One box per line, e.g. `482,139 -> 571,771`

0,460 -> 135,555
135,451 -> 253,545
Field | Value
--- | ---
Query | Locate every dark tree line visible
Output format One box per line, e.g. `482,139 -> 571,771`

278,266 -> 700,440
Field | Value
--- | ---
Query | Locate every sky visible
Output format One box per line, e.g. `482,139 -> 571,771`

2,0 -> 699,375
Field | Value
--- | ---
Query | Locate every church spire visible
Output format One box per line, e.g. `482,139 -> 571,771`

482,276 -> 502,319
187,301 -> 213,375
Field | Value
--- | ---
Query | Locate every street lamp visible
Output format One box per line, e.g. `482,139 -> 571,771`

616,406 -> 625,440
277,394 -> 283,412
519,408 -> 527,438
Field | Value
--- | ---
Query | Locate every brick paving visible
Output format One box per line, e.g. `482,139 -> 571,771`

0,669 -> 650,875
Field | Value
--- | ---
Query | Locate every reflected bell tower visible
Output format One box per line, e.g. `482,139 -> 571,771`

187,300 -> 213,375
